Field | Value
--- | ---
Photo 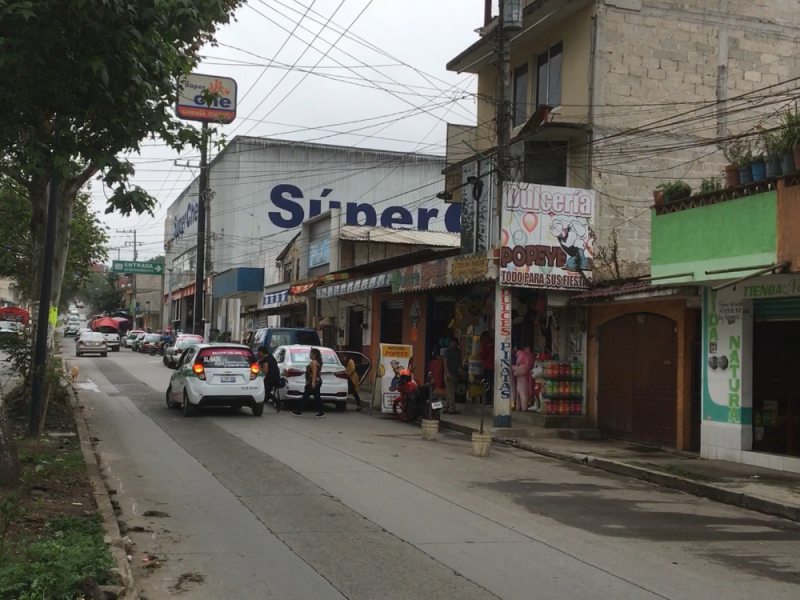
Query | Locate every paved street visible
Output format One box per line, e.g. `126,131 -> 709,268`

68,348 -> 800,599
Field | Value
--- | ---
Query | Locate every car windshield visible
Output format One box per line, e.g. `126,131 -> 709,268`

290,349 -> 340,365
0,321 -> 18,330
196,347 -> 253,368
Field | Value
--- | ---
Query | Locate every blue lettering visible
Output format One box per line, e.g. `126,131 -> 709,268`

309,199 -> 322,218
345,202 -> 377,226
269,184 -> 305,228
220,98 -> 231,108
380,207 -> 413,228
417,208 -> 438,230
444,204 -> 461,233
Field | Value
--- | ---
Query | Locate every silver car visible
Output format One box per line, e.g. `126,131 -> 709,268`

163,335 -> 203,368
76,331 -> 107,357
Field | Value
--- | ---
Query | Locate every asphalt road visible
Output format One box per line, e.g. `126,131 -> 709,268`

67,346 -> 800,600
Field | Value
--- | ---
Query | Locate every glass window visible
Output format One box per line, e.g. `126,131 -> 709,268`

536,42 -> 563,108
290,348 -> 340,365
513,63 -> 528,127
523,141 -> 569,187
197,347 -> 254,368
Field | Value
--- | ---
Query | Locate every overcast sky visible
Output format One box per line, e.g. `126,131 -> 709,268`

99,0 -> 483,262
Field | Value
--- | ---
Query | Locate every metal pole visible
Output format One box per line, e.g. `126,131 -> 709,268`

480,379 -> 490,435
29,119 -> 60,435
194,122 -> 209,336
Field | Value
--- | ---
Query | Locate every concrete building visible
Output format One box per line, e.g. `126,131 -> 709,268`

0,278 -> 19,307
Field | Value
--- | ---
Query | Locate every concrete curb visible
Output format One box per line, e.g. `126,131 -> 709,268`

67,383 -> 139,598
439,419 -> 800,524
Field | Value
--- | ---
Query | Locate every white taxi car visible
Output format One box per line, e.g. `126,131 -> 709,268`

165,343 -> 265,417
273,345 -> 350,412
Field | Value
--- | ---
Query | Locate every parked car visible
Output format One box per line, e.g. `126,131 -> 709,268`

165,343 -> 265,417
139,333 -> 161,353
163,335 -> 204,368
0,321 -> 21,337
124,329 -> 144,349
273,345 -> 350,412
64,318 -> 81,337
74,327 -> 92,341
76,331 -> 107,357
244,327 -> 320,355
131,332 -> 147,352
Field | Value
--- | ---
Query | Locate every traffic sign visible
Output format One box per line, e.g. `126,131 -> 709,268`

111,261 -> 164,275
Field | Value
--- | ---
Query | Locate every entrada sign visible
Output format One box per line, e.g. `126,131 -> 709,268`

112,261 -> 164,275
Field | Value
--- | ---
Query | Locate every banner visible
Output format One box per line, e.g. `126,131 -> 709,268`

500,183 -> 595,290
377,343 -> 413,414
493,284 -> 512,427
391,252 -> 490,294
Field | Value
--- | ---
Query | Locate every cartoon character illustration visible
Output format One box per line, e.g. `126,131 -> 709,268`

389,359 -> 402,391
550,218 -> 590,272
511,347 -> 534,411
528,350 -> 551,412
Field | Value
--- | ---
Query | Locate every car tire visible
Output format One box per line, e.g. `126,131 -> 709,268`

76,352 -> 82,357
335,401 -> 347,412
163,356 -> 169,367
101,353 -> 107,358
182,390 -> 196,417
252,402 -> 264,417
166,386 -> 179,409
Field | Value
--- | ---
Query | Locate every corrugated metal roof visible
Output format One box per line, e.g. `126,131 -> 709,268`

570,281 -> 687,303
339,225 -> 460,248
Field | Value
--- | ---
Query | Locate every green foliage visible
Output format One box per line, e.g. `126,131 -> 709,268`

0,514 -> 114,599
699,178 -> 722,193
0,181 -> 108,303
656,180 -> 692,200
760,129 -> 785,158
721,139 -> 753,167
780,106 -> 800,151
78,272 -> 124,315
0,0 -> 244,213
0,325 -> 33,381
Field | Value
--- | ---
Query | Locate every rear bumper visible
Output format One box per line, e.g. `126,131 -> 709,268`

197,395 -> 262,408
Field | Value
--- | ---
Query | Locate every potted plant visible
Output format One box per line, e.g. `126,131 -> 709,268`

750,139 -> 767,182
699,177 -> 722,194
722,140 -> 745,187
761,129 -> 783,179
652,189 -> 664,204
656,180 -> 692,202
781,107 -> 800,173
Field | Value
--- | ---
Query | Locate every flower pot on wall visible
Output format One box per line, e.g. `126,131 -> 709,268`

782,152 -> 795,175
751,158 -> 767,181
653,190 -> 664,204
739,164 -> 754,184
765,157 -> 781,179
724,165 -> 740,188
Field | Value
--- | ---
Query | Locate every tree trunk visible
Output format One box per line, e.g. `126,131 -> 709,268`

0,394 -> 21,487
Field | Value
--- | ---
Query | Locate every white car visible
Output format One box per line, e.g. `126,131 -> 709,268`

76,331 -> 107,357
0,321 -> 21,337
96,329 -> 121,352
64,318 -> 81,337
165,343 -> 265,417
273,345 -> 350,412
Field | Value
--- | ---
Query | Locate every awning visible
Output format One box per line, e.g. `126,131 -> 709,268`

291,282 -> 318,295
317,272 -> 392,300
262,290 -> 289,308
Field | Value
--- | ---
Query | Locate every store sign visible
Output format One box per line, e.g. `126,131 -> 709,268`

308,239 -> 330,268
378,343 -> 413,414
176,73 -> 238,124
499,183 -> 595,290
494,285 -> 512,426
317,272 -> 392,300
391,252 -> 489,293
262,291 -> 289,308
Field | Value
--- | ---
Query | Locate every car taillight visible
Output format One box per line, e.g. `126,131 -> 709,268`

285,367 -> 304,377
192,363 -> 206,380
250,363 -> 259,380
334,370 -> 348,379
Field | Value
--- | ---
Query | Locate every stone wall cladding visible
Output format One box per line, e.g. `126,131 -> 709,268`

591,0 -> 800,276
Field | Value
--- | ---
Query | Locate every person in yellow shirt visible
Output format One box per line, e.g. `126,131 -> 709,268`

341,354 -> 362,411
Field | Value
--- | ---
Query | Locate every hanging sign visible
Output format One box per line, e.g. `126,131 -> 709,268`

391,252 -> 490,294
377,343 -> 413,414
500,182 -> 595,290
176,73 -> 238,124
493,285 -> 512,427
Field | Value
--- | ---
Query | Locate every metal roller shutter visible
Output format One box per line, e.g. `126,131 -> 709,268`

754,298 -> 800,321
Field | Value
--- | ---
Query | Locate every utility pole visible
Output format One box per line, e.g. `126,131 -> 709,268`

108,246 -> 122,261
194,122 -> 209,337
29,119 -> 60,435
118,229 -> 141,327
492,0 -> 519,429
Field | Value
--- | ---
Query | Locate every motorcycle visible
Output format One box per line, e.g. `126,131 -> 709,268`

392,370 -> 440,423
149,340 -> 167,356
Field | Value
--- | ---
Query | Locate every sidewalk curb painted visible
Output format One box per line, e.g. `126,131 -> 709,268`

438,419 -> 800,524
67,382 -> 139,599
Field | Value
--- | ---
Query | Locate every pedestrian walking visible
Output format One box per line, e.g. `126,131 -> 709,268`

443,338 -> 462,414
257,346 -> 282,412
291,347 -> 325,418
339,353 -> 362,411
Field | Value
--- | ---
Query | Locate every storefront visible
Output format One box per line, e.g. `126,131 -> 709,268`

494,182 -> 595,427
703,274 -> 800,470
385,252 -> 495,398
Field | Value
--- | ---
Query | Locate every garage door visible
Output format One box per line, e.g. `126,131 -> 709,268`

597,313 -> 678,447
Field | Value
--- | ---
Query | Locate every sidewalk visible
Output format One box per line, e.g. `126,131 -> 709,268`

434,404 -> 800,523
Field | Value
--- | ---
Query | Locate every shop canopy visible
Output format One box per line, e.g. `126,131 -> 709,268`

0,306 -> 30,325
91,317 -> 119,330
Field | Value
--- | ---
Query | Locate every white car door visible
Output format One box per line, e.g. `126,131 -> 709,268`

171,347 -> 195,398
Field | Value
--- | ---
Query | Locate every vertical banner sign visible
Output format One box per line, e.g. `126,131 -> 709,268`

378,343 -> 413,414
500,182 -> 595,289
494,283 -> 512,427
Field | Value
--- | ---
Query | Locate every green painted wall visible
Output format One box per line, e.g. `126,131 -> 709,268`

651,192 -> 777,282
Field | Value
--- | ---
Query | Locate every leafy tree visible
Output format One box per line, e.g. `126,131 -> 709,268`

0,180 -> 108,311
81,272 -> 125,315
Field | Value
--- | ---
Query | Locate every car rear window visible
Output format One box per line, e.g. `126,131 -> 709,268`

290,349 -> 340,365
145,334 -> 160,341
196,348 -> 254,368
82,333 -> 104,341
176,339 -> 198,349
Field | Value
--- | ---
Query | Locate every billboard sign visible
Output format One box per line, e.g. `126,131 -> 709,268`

499,183 -> 595,290
176,73 -> 237,124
